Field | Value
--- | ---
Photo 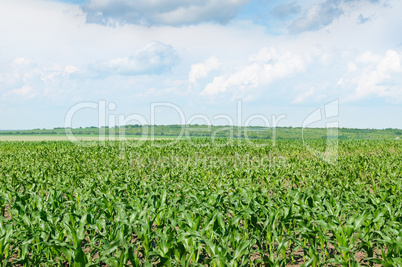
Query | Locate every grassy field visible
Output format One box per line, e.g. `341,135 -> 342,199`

0,139 -> 401,266
0,135 -> 174,142
1,125 -> 401,140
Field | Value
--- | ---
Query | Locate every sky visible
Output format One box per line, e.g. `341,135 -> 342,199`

0,0 -> 401,130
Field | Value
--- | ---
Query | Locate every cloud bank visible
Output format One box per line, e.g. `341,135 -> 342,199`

201,47 -> 307,100
82,0 -> 250,26
89,41 -> 179,76
288,0 -> 381,33
340,50 -> 402,101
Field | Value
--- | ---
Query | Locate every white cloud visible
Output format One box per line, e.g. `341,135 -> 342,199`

1,57 -> 80,101
189,57 -> 221,84
292,87 -> 315,103
202,63 -> 260,96
341,49 -> 402,101
8,85 -> 37,99
82,0 -> 250,26
348,62 -> 357,71
13,57 -> 32,66
201,47 -> 307,98
377,50 -> 401,73
0,58 -> 38,93
65,65 -> 79,74
357,51 -> 382,63
89,41 -> 179,76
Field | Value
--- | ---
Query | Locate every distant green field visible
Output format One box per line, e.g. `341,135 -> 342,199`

0,135 -> 177,142
1,125 -> 401,140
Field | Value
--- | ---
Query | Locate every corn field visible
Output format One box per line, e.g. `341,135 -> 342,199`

0,139 -> 401,266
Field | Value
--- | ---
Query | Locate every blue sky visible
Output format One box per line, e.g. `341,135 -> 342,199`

0,0 -> 401,129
